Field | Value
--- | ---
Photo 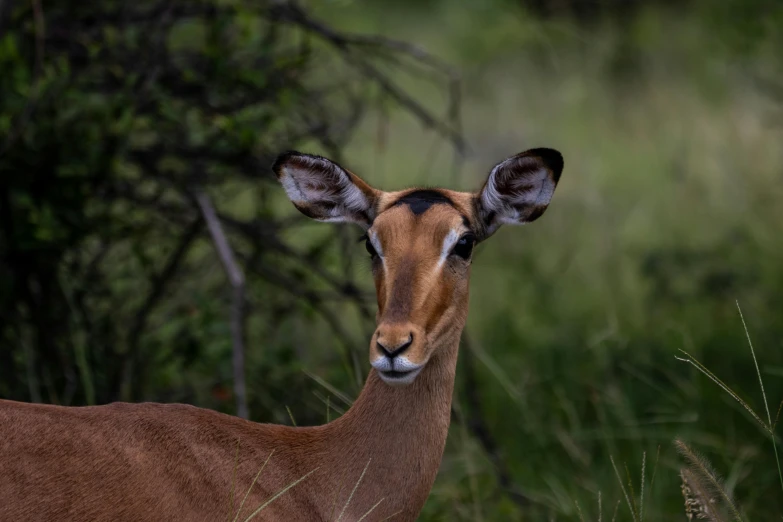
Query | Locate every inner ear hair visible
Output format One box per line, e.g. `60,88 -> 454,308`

477,148 -> 563,236
273,151 -> 380,227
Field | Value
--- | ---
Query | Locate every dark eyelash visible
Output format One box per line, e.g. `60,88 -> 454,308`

357,234 -> 368,243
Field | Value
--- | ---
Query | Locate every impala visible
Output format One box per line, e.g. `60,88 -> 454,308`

0,148 -> 563,521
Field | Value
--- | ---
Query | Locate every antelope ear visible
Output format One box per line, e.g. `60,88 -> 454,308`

476,148 -> 563,237
273,151 -> 380,228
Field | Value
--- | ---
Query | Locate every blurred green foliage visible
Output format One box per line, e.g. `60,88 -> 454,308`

0,0 -> 385,418
2,0 -> 783,520
312,0 -> 783,519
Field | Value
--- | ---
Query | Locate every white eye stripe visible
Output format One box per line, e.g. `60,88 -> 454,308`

368,230 -> 384,258
370,227 -> 465,270
437,229 -> 461,268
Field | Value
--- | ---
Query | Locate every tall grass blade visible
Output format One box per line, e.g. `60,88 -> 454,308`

737,301 -> 783,496
468,340 -> 522,403
356,498 -> 386,522
379,510 -> 403,521
675,350 -> 768,432
574,499 -> 585,522
336,458 -> 372,522
232,449 -> 275,522
313,389 -> 345,417
610,455 -> 638,522
610,500 -> 620,522
303,370 -> 353,406
649,446 -> 661,494
624,462 -> 638,518
228,438 -> 241,521
328,474 -> 346,522
639,451 -> 646,522
242,467 -> 319,522
598,490 -> 602,522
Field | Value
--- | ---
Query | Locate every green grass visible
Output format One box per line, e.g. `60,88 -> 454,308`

108,0 -> 783,518
288,1 -> 783,520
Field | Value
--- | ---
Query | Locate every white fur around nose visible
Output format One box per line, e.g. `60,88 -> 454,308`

371,355 -> 421,372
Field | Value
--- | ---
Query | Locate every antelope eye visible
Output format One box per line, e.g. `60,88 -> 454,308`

452,234 -> 475,259
364,237 -> 378,259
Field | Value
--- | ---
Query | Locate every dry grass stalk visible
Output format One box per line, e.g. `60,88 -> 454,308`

674,439 -> 743,522
680,468 -> 725,521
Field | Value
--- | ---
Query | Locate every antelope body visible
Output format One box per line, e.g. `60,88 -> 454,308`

0,148 -> 563,521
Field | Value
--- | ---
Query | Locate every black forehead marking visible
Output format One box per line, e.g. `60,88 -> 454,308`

394,190 -> 455,216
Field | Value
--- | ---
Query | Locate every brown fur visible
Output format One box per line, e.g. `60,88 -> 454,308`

0,362 -> 456,521
369,198 -> 473,368
0,149 -> 562,521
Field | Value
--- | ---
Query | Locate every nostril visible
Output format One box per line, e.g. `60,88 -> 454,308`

377,333 -> 413,359
376,341 -> 392,358
397,333 -> 413,355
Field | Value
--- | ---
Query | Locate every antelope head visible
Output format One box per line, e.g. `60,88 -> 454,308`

274,149 -> 563,386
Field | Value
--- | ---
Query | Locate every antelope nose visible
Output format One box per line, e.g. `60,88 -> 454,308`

376,333 -> 413,359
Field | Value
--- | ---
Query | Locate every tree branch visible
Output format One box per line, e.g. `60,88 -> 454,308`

271,1 -> 466,155
194,191 -> 249,420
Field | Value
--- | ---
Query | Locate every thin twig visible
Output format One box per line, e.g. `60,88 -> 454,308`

271,2 -> 466,154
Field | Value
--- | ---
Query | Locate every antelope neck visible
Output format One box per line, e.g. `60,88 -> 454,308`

316,338 -> 460,512
332,344 -> 458,434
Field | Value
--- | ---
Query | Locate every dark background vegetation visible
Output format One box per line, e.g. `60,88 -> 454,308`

1,0 -> 782,519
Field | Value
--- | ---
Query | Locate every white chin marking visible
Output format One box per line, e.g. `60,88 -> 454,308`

376,366 -> 423,386
371,356 -> 424,385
